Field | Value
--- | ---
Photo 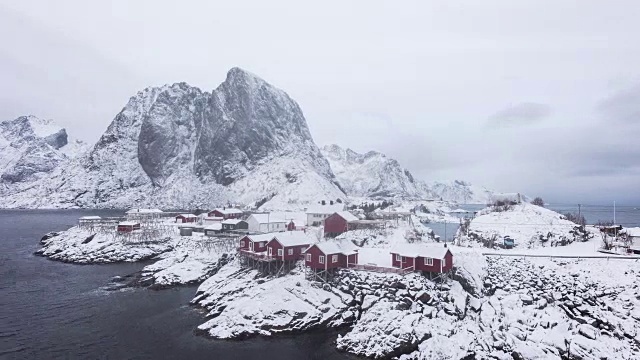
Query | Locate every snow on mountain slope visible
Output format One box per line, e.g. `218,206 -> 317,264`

322,144 -> 495,203
0,68 -> 344,209
0,115 -> 86,186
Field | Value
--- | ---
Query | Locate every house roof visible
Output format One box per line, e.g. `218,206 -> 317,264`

309,240 -> 359,256
79,216 -> 101,220
334,211 -> 359,222
177,214 -> 198,218
623,227 -> 640,237
306,204 -> 345,215
212,208 -> 243,215
205,223 -> 222,231
390,243 -> 451,259
222,219 -> 244,225
118,221 -> 140,226
245,233 -> 278,243
126,208 -> 163,214
204,216 -> 224,221
248,213 -> 288,224
271,232 -> 315,247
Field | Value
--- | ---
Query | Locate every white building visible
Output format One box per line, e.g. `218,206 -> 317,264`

305,204 -> 345,226
246,213 -> 288,233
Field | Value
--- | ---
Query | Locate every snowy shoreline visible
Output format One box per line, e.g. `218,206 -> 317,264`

35,216 -> 640,359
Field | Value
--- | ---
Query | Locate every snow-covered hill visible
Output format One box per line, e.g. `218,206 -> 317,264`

0,68 -> 344,209
322,144 -> 494,203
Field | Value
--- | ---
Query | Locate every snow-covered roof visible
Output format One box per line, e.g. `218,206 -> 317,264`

248,213 -> 288,224
623,227 -> 640,237
177,214 -> 198,218
272,232 -> 315,247
204,216 -> 224,221
222,219 -> 244,225
244,233 -> 278,243
306,204 -> 345,215
390,243 -> 450,259
335,211 -> 359,222
126,208 -> 163,214
205,223 -> 222,231
118,221 -> 140,226
212,208 -> 243,215
79,216 -> 101,220
311,240 -> 359,256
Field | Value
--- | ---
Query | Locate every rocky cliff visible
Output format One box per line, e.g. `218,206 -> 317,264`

0,68 -> 344,209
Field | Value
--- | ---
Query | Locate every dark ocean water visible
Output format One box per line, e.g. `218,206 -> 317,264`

0,210 -> 353,360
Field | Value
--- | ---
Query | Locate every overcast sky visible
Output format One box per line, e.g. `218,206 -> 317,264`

2,1 -> 640,205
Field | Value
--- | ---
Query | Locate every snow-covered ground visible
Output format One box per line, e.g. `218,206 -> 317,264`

36,215 -> 639,359
462,203 -> 596,249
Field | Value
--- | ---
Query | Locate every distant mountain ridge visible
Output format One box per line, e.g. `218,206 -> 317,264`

0,68 -> 495,209
0,68 -> 344,209
321,144 -> 494,204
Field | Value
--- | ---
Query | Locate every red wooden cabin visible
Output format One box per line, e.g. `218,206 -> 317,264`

266,232 -> 314,261
117,221 -> 140,233
208,208 -> 243,220
390,244 -> 453,273
175,214 -> 197,223
304,242 -> 359,270
323,211 -> 359,237
238,233 -> 277,253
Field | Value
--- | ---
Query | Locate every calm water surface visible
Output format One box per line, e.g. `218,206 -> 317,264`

0,210 -> 353,360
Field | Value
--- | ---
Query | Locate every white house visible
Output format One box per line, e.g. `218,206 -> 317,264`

306,203 -> 345,226
246,213 -> 288,233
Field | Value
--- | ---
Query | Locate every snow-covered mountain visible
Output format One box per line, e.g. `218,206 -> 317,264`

321,144 -> 427,198
0,68 -> 344,209
0,115 -> 86,185
321,144 -> 494,203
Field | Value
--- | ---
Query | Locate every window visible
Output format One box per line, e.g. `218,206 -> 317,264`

332,255 -> 338,263
306,253 -> 311,262
424,257 -> 433,266
277,249 -> 283,256
288,249 -> 293,255
319,255 -> 325,264
395,254 -> 401,261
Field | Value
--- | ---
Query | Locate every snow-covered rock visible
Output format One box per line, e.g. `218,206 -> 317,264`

192,263 -> 349,338
462,203 -> 595,248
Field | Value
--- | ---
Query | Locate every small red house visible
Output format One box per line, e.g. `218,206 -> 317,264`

175,214 -> 197,223
238,233 -> 277,253
117,221 -> 140,233
304,241 -> 359,270
390,244 -> 453,273
324,211 -> 359,237
266,232 -> 314,261
209,208 -> 243,220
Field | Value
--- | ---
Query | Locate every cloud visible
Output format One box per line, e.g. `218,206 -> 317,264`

597,83 -> 640,124
487,102 -> 552,127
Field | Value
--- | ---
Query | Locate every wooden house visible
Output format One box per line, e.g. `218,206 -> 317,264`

222,219 -> 249,232
266,232 -> 314,261
304,241 -> 359,271
246,213 -> 288,233
306,204 -> 345,226
204,223 -> 223,236
117,221 -> 140,233
323,211 -> 359,237
287,220 -> 306,231
175,214 -> 198,223
238,233 -> 277,253
390,244 -> 453,274
208,208 -> 243,220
